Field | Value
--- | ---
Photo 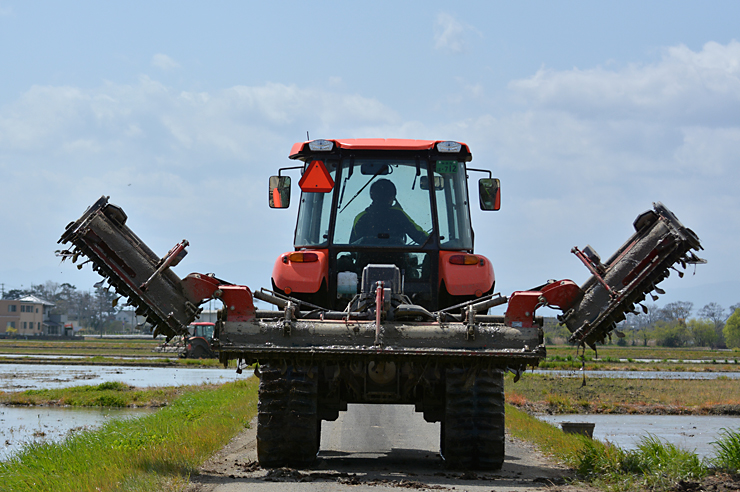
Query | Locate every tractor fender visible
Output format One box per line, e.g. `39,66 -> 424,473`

271,249 -> 328,295
438,251 -> 494,296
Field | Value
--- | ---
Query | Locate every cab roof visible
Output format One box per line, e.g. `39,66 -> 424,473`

289,139 -> 471,159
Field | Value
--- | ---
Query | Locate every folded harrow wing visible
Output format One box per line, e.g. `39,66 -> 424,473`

558,202 -> 704,348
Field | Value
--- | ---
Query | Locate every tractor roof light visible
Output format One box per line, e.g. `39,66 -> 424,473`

449,254 -> 483,266
308,139 -> 334,151
437,141 -> 462,153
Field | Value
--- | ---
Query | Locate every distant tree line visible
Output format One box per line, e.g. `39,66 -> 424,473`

545,300 -> 740,349
2,281 -> 134,334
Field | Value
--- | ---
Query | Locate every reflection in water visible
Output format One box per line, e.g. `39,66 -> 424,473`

0,363 -> 254,392
0,406 -> 154,461
539,414 -> 740,458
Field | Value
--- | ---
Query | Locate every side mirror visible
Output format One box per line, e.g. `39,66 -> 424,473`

479,178 -> 500,211
420,175 -> 444,191
269,176 -> 291,208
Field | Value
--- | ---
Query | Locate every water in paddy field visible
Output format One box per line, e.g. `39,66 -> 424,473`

539,414 -> 740,459
0,364 -> 255,461
0,406 -> 155,462
0,363 -> 254,392
532,369 -> 740,379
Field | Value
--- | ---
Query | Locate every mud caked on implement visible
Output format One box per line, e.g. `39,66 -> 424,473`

58,139 -> 703,470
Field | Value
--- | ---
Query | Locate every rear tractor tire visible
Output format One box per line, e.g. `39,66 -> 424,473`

441,366 -> 505,470
257,362 -> 320,468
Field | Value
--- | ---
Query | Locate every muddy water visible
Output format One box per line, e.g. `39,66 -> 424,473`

0,363 -> 254,392
539,414 -> 740,459
0,406 -> 154,461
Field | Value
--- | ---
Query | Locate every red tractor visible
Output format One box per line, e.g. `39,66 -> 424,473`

181,322 -> 216,359
58,138 -> 703,470
268,139 -> 498,313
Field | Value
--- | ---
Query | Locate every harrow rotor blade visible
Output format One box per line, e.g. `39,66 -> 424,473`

562,202 -> 703,347
58,196 -> 199,339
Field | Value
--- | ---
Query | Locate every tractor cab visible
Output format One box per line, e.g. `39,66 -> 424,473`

269,139 -> 500,311
189,322 -> 215,340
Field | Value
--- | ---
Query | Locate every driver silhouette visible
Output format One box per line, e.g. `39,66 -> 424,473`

350,179 -> 427,245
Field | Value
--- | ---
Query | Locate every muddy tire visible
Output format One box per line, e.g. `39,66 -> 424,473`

257,362 -> 319,468
441,366 -> 505,470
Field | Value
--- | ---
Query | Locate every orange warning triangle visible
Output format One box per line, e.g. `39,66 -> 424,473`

298,160 -> 335,192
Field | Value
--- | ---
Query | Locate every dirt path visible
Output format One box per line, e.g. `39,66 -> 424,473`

185,405 -> 598,492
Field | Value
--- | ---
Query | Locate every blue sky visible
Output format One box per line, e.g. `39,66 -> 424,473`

1,1 -> 739,317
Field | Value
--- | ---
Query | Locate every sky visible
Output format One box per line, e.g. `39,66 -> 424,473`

1,1 -> 739,318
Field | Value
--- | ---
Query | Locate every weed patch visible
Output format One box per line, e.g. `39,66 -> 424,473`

710,427 -> 740,473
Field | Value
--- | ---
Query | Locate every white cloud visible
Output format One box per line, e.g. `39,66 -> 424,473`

0,78 -> 404,289
1,41 -> 737,310
434,12 -> 478,54
462,42 -> 740,305
151,53 -> 181,70
0,79 -> 399,164
0,5 -> 12,16
510,41 -> 740,126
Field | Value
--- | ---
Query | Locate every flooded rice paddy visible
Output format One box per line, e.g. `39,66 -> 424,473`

0,406 -> 154,461
0,363 -> 254,392
0,364 -> 255,461
2,362 -> 739,463
539,413 -> 740,459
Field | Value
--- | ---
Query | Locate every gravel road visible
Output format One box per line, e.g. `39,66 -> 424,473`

186,404 -> 597,492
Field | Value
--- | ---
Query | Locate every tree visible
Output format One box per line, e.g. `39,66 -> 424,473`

698,302 -> 726,347
724,309 -> 740,349
654,320 -> 691,347
3,288 -> 30,300
688,319 -> 717,347
661,301 -> 694,322
730,304 -> 740,317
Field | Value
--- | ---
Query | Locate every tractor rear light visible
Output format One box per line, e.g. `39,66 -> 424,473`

286,252 -> 319,263
437,141 -> 462,153
308,139 -> 334,151
449,254 -> 482,266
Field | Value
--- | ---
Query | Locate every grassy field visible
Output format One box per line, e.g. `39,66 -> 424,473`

0,381 -> 190,407
546,345 -> 740,361
542,345 -> 740,372
0,338 -> 163,356
505,372 -> 740,414
1,379 -> 738,492
0,338 -> 227,367
0,378 -> 259,492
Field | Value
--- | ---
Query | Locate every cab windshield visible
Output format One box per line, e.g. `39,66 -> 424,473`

294,157 -> 473,250
333,159 -> 433,247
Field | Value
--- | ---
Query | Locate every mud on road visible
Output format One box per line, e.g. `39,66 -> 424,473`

185,406 -> 598,492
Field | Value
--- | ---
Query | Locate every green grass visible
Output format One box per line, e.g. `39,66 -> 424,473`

508,403 -> 740,491
710,427 -> 740,473
506,404 -> 588,462
0,381 -> 191,407
0,378 -> 259,492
